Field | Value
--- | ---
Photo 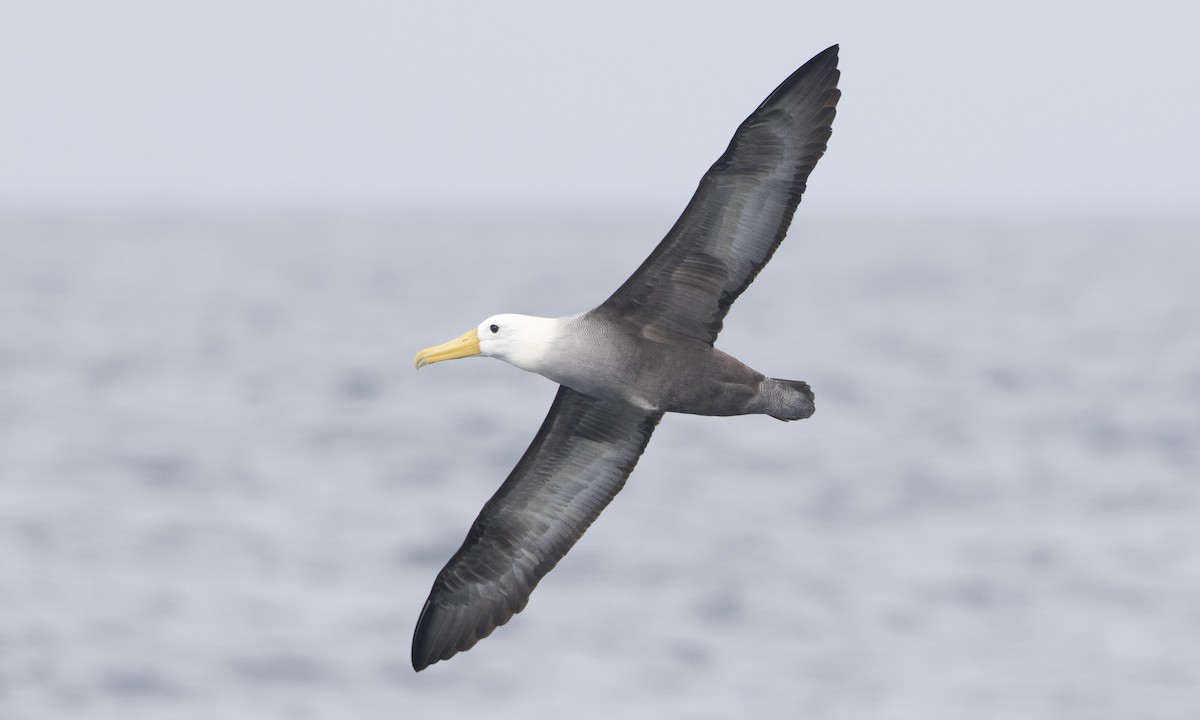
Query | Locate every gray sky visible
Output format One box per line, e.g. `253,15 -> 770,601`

2,1 -> 1196,216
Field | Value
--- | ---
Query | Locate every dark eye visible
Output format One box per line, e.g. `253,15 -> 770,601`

489,324 -> 499,333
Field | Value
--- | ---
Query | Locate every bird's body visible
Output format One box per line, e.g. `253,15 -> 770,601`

514,310 -> 815,419
411,45 -> 841,671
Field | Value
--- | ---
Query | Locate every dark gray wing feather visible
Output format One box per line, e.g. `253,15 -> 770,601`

599,44 -> 841,346
412,386 -> 662,671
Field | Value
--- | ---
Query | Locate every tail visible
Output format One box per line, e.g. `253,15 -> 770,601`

768,379 -> 815,421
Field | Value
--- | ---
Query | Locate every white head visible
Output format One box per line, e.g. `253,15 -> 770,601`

414,313 -> 559,374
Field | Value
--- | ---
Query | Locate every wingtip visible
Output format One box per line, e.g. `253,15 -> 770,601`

411,596 -> 451,672
411,628 -> 436,672
411,635 -> 453,672
751,43 -> 841,116
411,591 -> 503,671
412,656 -> 436,672
806,44 -> 840,79
812,43 -> 840,68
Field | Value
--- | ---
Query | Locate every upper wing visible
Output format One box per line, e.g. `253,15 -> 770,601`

598,45 -> 841,346
412,386 -> 662,671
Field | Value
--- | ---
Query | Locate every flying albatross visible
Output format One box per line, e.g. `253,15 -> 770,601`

411,45 -> 840,671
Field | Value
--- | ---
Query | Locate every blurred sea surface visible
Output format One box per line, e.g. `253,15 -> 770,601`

1,211 -> 1199,719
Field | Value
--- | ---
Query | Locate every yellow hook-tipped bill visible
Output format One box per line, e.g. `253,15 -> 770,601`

414,328 -> 481,369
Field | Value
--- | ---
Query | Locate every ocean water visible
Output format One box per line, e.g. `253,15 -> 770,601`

1,211 -> 1198,719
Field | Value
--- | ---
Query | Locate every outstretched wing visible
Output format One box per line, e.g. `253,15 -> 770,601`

412,386 -> 662,671
599,45 -> 841,346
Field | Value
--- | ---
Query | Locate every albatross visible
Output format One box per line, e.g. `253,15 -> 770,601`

412,45 -> 841,671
